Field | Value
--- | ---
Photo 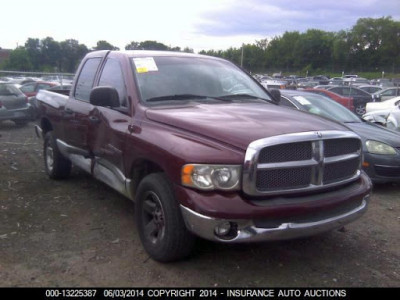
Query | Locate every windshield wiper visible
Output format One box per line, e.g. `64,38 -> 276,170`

146,94 -> 209,102
146,93 -> 271,104
216,93 -> 271,102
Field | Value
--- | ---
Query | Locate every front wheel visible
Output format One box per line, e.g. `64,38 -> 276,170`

44,132 -> 71,179
135,173 -> 195,262
354,104 -> 366,116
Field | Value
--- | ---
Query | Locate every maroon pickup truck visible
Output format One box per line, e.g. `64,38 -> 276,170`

35,50 -> 372,262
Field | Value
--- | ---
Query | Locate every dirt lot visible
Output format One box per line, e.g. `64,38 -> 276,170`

0,121 -> 399,287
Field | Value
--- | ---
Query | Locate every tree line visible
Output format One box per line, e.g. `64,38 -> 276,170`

201,17 -> 400,75
0,39 -> 194,73
1,17 -> 399,75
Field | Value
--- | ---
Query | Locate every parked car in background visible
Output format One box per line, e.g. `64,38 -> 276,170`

304,88 -> 354,111
41,75 -> 74,85
278,89 -> 400,184
344,77 -> 370,86
358,85 -> 383,94
0,83 -> 33,125
362,97 -> 400,126
312,75 -> 330,85
343,74 -> 358,78
19,81 -> 58,98
370,78 -> 394,87
386,109 -> 400,132
326,86 -> 373,116
372,87 -> 400,102
7,77 -> 37,85
392,78 -> 400,87
259,76 -> 287,89
296,78 -> 320,89
328,77 -> 344,85
366,96 -> 400,113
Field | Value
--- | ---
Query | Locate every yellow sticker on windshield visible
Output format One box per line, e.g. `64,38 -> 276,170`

133,57 -> 158,73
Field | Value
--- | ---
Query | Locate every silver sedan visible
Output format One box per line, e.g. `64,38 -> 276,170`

0,83 -> 33,125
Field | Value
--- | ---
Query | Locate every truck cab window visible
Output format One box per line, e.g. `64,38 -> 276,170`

98,58 -> 128,107
74,57 -> 102,101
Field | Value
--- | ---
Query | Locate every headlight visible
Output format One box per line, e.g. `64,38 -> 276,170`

182,164 -> 241,191
365,140 -> 397,155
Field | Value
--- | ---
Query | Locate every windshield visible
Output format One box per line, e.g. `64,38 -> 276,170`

290,93 -> 361,123
131,55 -> 271,104
0,83 -> 24,96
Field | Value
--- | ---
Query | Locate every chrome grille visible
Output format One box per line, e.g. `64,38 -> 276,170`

258,141 -> 312,163
243,131 -> 362,196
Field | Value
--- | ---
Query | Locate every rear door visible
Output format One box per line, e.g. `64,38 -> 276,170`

62,56 -> 103,150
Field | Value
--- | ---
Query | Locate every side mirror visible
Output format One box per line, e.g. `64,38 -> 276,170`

90,86 -> 120,108
269,89 -> 281,104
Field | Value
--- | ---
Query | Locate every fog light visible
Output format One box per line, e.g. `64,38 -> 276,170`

214,221 -> 238,239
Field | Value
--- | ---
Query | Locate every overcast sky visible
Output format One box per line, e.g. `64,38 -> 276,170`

2,0 -> 399,52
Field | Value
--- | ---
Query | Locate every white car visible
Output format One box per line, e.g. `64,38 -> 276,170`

363,96 -> 400,126
386,110 -> 400,132
366,96 -> 400,113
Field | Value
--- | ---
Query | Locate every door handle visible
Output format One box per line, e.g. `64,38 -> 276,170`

65,108 -> 74,114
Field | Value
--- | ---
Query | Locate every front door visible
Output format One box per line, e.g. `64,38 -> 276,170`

86,57 -> 131,195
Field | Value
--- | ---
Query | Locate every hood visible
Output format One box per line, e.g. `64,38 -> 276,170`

346,121 -> 400,148
145,102 -> 349,150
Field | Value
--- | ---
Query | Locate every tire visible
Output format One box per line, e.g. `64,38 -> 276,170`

354,103 -> 366,116
44,132 -> 71,179
135,173 -> 195,262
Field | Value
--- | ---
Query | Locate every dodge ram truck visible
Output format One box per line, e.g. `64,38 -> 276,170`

35,50 -> 372,262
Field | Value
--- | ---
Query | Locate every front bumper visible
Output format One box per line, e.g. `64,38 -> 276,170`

363,152 -> 400,183
177,172 -> 372,243
181,196 -> 369,242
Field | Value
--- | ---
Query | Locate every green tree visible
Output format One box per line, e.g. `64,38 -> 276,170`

125,41 -> 140,50
41,37 -> 62,71
182,47 -> 194,53
4,47 -> 33,71
332,30 -> 352,72
94,40 -> 119,50
350,17 -> 400,71
292,29 -> 334,72
60,39 -> 89,73
25,38 -> 43,70
139,40 -> 169,50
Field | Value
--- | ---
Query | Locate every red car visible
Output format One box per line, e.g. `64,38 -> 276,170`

19,81 -> 57,98
304,88 -> 354,112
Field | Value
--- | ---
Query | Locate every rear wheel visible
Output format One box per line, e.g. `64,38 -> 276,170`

135,173 -> 195,262
44,132 -> 71,179
355,104 -> 366,116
